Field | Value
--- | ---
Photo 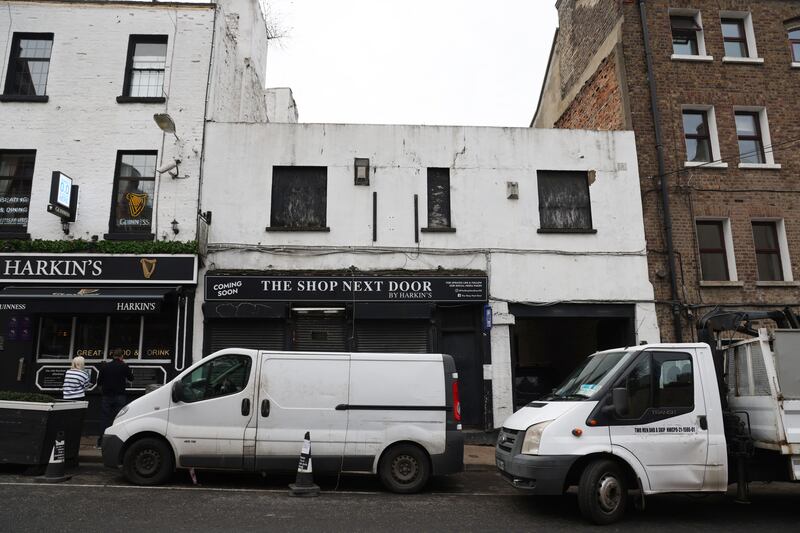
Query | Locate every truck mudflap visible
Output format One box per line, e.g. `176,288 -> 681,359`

101,435 -> 125,468
495,446 -> 578,495
431,429 -> 464,475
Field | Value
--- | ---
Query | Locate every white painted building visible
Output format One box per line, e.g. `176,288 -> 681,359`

199,122 -> 659,428
0,0 -> 281,427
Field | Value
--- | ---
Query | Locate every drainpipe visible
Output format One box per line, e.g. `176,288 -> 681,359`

638,0 -> 683,341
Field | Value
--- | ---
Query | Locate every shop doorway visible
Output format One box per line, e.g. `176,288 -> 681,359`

510,304 -> 634,410
292,308 -> 348,352
437,305 -> 483,427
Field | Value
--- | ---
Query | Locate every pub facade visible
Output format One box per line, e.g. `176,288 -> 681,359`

0,254 -> 197,430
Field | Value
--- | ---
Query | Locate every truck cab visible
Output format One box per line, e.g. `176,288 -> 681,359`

496,343 -> 728,524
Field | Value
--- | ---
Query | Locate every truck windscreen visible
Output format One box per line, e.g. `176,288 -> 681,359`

542,351 -> 629,402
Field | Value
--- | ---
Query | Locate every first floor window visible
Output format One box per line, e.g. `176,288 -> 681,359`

426,168 -> 452,229
3,33 -> 53,96
110,151 -> 157,235
789,28 -> 800,62
682,110 -> 712,162
123,35 -> 168,98
671,15 -> 702,55
752,221 -> 784,281
537,170 -> 592,231
721,17 -> 749,58
269,166 -> 327,229
0,151 -> 35,233
735,111 -> 765,164
696,220 -> 730,281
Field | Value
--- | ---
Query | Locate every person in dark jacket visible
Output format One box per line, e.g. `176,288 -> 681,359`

97,348 -> 134,447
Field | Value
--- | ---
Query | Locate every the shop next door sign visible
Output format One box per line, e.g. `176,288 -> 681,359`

206,275 -> 488,303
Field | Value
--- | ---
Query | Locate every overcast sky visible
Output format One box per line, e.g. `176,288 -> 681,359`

264,0 -> 558,127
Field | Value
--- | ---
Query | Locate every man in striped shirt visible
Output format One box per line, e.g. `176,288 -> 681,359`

63,356 -> 90,400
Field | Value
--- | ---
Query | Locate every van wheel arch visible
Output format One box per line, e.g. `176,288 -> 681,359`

565,453 -> 639,492
377,441 -> 432,494
120,432 -> 176,470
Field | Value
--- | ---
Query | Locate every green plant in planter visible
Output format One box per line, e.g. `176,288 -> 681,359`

0,391 -> 55,403
0,239 -> 197,255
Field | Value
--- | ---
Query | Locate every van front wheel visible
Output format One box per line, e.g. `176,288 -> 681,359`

123,437 -> 174,486
378,444 -> 430,494
577,459 -> 628,525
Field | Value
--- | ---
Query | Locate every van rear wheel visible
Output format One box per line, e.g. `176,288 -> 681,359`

123,437 -> 173,486
577,459 -> 628,525
378,444 -> 430,494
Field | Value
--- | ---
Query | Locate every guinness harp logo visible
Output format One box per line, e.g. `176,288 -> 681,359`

140,258 -> 157,279
126,192 -> 148,218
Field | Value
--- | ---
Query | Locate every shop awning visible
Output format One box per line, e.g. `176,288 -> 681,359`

0,287 -> 176,314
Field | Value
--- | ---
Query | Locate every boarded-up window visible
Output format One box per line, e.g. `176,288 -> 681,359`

427,168 -> 451,228
537,171 -> 592,231
270,167 -> 327,228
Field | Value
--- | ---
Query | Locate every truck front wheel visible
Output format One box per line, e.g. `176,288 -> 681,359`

577,459 -> 628,525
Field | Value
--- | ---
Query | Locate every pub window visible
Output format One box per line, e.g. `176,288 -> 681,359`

122,36 -> 168,99
425,168 -> 452,230
682,110 -> 712,163
142,315 -> 175,359
269,166 -> 328,230
108,151 -> 157,237
752,221 -> 789,282
73,316 -> 108,359
3,33 -> 53,98
790,27 -> 800,63
536,170 -> 593,232
696,220 -> 734,281
670,12 -> 705,57
734,110 -> 768,165
0,150 -> 35,235
37,316 -> 73,359
109,315 -> 142,359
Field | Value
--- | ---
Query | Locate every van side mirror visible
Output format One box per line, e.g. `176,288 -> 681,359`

171,381 -> 184,403
611,387 -> 629,418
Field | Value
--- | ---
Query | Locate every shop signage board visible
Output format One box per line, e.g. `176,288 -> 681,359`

206,275 -> 488,303
36,365 -> 98,392
46,171 -> 78,221
0,254 -> 197,284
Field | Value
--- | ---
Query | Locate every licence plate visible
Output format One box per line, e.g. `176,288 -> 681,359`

496,459 -> 505,470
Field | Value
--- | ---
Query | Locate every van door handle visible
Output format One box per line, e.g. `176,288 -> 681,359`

241,398 -> 250,416
261,399 -> 270,417
698,415 -> 708,430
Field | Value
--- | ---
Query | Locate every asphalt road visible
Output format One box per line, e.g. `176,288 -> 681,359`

1,465 -> 799,532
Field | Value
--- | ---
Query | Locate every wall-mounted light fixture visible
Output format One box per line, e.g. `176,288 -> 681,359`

507,181 -> 519,199
354,158 -> 370,186
153,113 -> 179,140
171,219 -> 180,235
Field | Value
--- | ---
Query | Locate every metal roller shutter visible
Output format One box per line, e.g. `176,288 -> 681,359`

293,315 -> 348,351
206,319 -> 285,353
355,321 -> 430,353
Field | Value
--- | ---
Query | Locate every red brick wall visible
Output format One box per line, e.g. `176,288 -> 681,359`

552,0 -> 800,342
555,51 -> 625,130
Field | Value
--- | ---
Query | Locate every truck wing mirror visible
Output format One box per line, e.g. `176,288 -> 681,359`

611,387 -> 629,418
171,381 -> 184,403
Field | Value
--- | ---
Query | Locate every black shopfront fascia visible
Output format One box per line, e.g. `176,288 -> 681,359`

0,254 -> 197,397
201,273 -> 491,427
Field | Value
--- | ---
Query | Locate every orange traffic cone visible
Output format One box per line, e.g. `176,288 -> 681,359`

289,431 -> 320,497
36,431 -> 71,483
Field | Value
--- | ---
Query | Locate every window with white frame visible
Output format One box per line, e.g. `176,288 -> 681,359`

734,107 -> 777,167
670,10 -> 710,60
696,219 -> 737,281
681,106 -> 724,166
720,12 -> 761,62
788,27 -> 800,64
752,220 -> 792,282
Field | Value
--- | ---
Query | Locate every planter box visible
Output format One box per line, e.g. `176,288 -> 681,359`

0,400 -> 88,466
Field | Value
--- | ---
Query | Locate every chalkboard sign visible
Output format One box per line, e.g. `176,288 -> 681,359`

129,366 -> 167,391
36,365 -> 98,392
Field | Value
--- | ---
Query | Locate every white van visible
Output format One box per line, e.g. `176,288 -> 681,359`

102,349 -> 464,493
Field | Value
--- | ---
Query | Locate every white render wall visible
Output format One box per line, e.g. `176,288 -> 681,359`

0,1 -> 215,241
199,122 -> 660,426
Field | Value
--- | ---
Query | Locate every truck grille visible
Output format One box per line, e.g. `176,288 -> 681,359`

497,428 -> 519,453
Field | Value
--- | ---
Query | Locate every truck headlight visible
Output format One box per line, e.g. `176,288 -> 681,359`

521,421 -> 552,455
114,406 -> 129,422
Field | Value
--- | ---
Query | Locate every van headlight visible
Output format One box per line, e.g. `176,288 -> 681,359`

521,421 -> 552,455
114,406 -> 129,421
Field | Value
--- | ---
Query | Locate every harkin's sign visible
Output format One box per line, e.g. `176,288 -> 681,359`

0,254 -> 197,284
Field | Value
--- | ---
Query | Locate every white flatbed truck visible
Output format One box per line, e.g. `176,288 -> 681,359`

495,308 -> 800,524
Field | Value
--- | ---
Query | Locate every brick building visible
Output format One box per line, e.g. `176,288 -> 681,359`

534,0 -> 800,341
